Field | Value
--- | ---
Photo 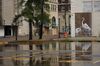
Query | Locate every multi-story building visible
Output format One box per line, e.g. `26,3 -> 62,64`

0,0 -> 18,37
58,0 -> 100,37
0,0 -> 2,26
45,0 -> 58,35
58,0 -> 71,36
70,0 -> 100,37
0,0 -> 59,37
69,1 -> 100,66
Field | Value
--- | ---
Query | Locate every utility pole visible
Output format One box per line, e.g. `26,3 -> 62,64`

64,3 -> 67,32
68,14 -> 71,35
59,18 -> 60,38
39,1 -> 44,66
28,1 -> 33,66
29,19 -> 33,66
15,25 -> 18,40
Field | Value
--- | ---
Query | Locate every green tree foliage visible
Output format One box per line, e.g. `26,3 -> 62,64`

13,0 -> 50,39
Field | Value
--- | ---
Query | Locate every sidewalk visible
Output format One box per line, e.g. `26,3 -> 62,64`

0,35 -> 60,42
0,35 -> 100,42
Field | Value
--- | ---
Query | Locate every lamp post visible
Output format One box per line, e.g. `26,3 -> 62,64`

58,18 -> 60,38
64,1 -> 71,36
64,6 -> 67,32
3,20 -> 5,38
68,14 -> 71,35
15,23 -> 18,40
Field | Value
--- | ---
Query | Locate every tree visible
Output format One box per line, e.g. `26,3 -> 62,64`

33,0 -> 50,39
13,0 -> 50,39
12,15 -> 22,40
13,0 -> 50,66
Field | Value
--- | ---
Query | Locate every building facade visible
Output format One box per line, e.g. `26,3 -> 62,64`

47,0 -> 59,35
0,0 -> 59,37
70,0 -> 100,37
58,0 -> 71,37
0,0 -> 18,37
0,0 -> 2,25
69,1 -> 100,66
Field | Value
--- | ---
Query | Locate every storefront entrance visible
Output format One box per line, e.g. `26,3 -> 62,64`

4,26 -> 18,37
4,26 -> 12,36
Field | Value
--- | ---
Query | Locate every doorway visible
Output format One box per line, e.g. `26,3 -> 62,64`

4,26 -> 12,36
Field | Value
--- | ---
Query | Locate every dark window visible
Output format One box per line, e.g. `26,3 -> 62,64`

4,26 -> 12,36
52,17 -> 56,28
58,0 -> 71,12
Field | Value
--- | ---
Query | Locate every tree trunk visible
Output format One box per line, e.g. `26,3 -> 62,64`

29,19 -> 33,66
15,26 -> 18,40
39,23 -> 43,39
39,0 -> 44,39
29,20 -> 32,40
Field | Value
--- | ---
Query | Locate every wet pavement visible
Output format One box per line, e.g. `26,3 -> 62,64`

0,42 -> 100,66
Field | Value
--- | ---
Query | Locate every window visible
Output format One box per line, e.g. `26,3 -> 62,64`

50,4 -> 57,12
44,44 -> 49,50
94,1 -> 100,11
50,4 -> 53,11
62,26 -> 64,32
52,42 -> 56,50
52,16 -> 56,28
54,5 -> 56,11
83,1 -> 100,12
83,1 -> 92,12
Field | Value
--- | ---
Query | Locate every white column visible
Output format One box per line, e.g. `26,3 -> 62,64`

0,27 -> 4,37
71,14 -> 75,37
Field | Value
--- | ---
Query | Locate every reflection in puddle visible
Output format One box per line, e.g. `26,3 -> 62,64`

0,42 -> 100,66
75,42 -> 92,60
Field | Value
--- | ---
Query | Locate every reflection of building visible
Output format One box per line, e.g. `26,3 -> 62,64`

1,42 -> 100,66
42,42 -> 71,66
0,45 -> 17,66
75,42 -> 92,60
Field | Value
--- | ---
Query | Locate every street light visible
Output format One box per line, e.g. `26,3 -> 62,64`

68,14 -> 71,35
60,2 -> 70,35
3,20 -> 5,37
63,1 -> 71,36
58,18 -> 60,38
64,6 -> 67,32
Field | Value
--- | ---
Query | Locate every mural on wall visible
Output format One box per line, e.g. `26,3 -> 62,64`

75,13 -> 92,36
